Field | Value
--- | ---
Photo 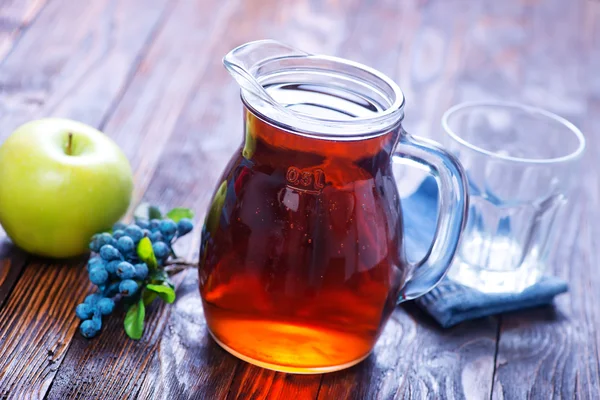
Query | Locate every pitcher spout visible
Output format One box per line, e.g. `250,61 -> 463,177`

223,40 -> 310,112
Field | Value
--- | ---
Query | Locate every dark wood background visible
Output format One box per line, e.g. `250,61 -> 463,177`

0,0 -> 598,398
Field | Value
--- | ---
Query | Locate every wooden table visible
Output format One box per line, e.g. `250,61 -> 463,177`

0,0 -> 598,398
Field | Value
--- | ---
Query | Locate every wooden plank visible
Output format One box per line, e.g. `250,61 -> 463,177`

0,0 -> 593,398
133,0 -> 371,397
0,260 -> 91,398
210,2 -> 421,397
0,0 -> 173,306
491,198 -> 599,399
0,0 -> 48,61
102,0 -> 242,213
484,0 -> 600,398
45,271 -> 187,400
134,0 -> 309,395
0,0 -> 172,286
491,105 -> 600,394
315,1 -> 499,398
318,305 -> 498,400
0,0 -> 51,317
135,270 -> 240,400
226,364 -> 321,400
0,0 -> 173,397
138,0 -> 500,398
0,0 -> 170,140
0,0 -> 173,331
45,0 -> 244,398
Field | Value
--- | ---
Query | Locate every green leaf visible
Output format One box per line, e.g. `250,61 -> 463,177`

134,202 -> 163,221
142,289 -> 158,306
124,299 -> 145,340
137,237 -> 158,270
146,283 -> 176,304
148,207 -> 163,220
166,207 -> 194,223
149,269 -> 169,284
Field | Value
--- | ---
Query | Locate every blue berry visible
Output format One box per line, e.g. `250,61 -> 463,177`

177,218 -> 194,237
91,313 -> 102,330
113,222 -> 127,232
103,282 -> 120,297
97,233 -> 116,248
142,228 -> 151,238
125,225 -> 144,243
134,263 -> 149,280
90,233 -> 115,252
80,319 -> 98,338
149,231 -> 163,243
116,236 -> 135,254
152,242 -> 170,260
84,293 -> 103,305
159,219 -> 177,241
97,298 -> 115,315
89,267 -> 109,285
105,260 -> 121,275
100,245 -> 121,261
116,261 -> 136,279
149,219 -> 160,231
75,303 -> 94,320
136,219 -> 150,229
89,236 -> 101,253
87,256 -> 104,272
113,229 -> 125,240
119,279 -> 139,297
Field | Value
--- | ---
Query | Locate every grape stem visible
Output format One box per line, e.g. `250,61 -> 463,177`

164,259 -> 198,275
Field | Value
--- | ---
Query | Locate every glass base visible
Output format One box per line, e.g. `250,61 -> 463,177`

208,329 -> 372,374
447,258 -> 543,294
448,233 -> 546,293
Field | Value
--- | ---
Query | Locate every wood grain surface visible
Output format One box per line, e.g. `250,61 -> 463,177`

0,0 -> 598,399
0,0 -> 48,61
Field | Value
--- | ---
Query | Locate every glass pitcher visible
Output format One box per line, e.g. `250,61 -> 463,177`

199,40 -> 468,374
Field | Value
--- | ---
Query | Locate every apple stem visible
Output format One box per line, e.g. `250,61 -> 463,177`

66,132 -> 73,155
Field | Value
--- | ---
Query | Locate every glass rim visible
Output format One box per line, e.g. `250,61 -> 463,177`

240,54 -> 406,138
441,101 -> 586,164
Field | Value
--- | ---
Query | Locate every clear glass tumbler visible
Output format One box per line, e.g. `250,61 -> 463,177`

442,102 -> 585,293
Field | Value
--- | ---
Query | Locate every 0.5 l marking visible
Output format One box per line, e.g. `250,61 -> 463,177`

286,167 -> 325,193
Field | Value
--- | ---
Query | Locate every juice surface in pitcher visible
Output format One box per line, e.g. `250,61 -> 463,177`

199,85 -> 409,373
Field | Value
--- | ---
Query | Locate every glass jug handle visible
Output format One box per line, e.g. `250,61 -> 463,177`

393,132 -> 468,302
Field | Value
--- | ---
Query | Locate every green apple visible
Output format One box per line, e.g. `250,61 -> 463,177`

0,118 -> 134,258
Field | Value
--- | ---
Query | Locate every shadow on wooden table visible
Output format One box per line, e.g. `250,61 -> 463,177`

317,300 -> 568,399
0,238 -> 90,310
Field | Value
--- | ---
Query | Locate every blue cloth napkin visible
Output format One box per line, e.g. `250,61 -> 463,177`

402,176 -> 568,328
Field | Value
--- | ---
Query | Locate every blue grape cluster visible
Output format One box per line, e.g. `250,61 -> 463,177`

76,217 -> 194,338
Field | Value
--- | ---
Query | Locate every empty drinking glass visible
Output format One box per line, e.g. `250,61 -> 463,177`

442,102 -> 585,293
